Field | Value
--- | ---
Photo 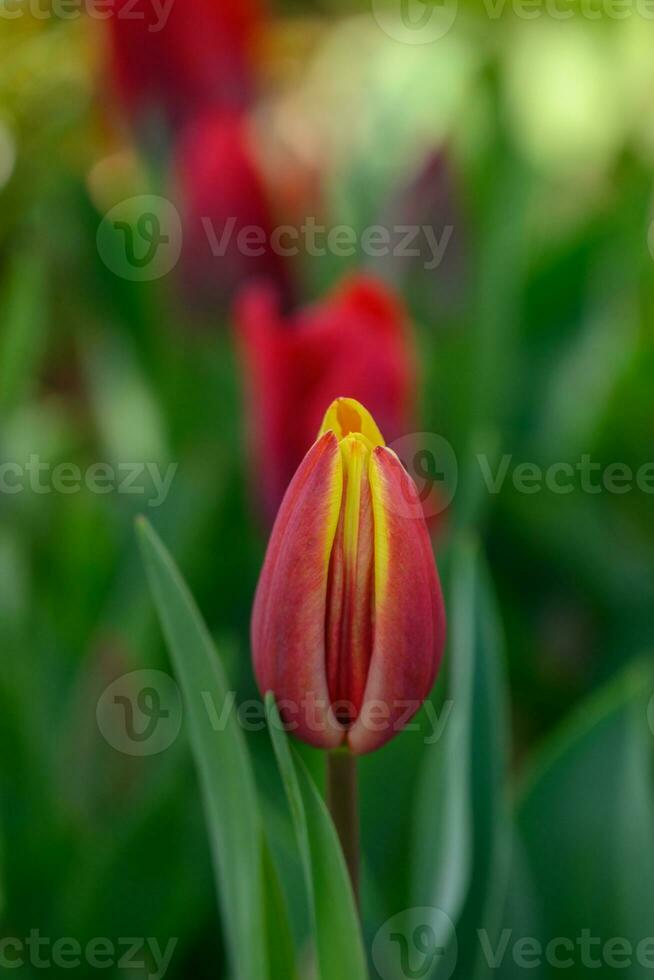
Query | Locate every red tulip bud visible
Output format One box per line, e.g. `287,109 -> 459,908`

236,274 -> 415,523
252,397 -> 445,755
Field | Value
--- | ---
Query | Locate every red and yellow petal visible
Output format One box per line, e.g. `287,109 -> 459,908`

348,446 -> 446,755
251,431 -> 345,749
319,396 -> 385,450
325,434 -> 375,721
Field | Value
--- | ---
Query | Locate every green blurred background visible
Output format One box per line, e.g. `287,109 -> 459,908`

1,2 -> 653,978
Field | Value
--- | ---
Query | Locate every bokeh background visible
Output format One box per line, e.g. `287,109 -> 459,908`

1,0 -> 654,977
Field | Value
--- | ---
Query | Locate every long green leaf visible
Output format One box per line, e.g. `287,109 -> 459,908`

265,693 -> 368,980
412,536 -> 476,920
411,535 -> 512,979
137,517 -> 268,980
262,835 -> 298,980
458,555 -> 512,980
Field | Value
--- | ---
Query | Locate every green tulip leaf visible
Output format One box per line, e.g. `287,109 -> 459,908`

138,517 -> 274,980
265,693 -> 368,980
412,534 -> 511,978
262,835 -> 299,980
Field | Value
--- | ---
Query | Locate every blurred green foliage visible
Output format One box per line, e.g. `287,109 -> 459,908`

0,3 -> 653,979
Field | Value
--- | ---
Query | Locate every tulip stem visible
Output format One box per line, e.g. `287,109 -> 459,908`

326,749 -> 360,907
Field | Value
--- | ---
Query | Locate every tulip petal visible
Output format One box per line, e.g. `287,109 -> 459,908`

252,431 -> 345,749
319,397 -> 385,450
348,447 -> 446,754
325,434 -> 375,722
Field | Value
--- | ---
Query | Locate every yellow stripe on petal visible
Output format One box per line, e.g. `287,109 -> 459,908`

318,397 -> 385,450
368,447 -> 391,600
340,434 -> 369,564
323,445 -> 345,563
350,444 -> 445,754
325,433 -> 375,717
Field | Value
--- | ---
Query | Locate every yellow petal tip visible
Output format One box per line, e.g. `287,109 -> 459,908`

318,397 -> 385,450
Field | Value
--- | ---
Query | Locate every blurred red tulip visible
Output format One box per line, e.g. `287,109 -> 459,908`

236,274 -> 416,523
174,111 -> 291,308
106,0 -> 264,131
252,398 -> 445,754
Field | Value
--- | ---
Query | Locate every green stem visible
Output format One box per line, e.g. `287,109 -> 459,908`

326,749 -> 360,907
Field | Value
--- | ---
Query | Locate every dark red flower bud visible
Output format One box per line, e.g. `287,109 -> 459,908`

236,274 -> 416,523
